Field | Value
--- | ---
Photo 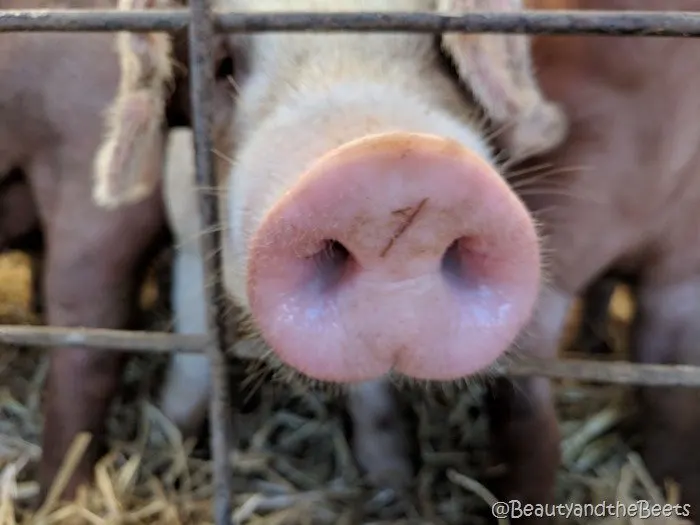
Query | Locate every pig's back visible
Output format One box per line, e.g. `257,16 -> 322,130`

0,4 -> 117,170
527,1 -> 700,286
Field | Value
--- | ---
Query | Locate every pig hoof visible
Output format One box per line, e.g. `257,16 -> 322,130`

352,426 -> 414,492
506,101 -> 569,161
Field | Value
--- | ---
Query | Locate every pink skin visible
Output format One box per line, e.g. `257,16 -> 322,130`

247,132 -> 540,382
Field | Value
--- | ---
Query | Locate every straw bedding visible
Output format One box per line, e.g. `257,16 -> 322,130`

0,251 -> 693,524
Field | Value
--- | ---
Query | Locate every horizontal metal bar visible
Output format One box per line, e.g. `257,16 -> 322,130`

0,325 -> 205,353
491,359 -> 700,387
1,9 -> 700,36
1,324 -> 700,387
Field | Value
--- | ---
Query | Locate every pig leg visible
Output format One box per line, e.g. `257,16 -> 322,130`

158,127 -> 221,442
38,157 -> 166,501
629,278 -> 700,517
572,276 -> 616,355
486,377 -> 560,515
485,287 -> 572,521
158,247 -> 211,439
346,379 -> 414,492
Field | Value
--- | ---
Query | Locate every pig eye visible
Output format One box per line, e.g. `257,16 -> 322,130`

215,56 -> 234,80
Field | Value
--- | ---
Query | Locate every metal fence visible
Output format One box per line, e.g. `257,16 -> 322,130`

1,3 -> 700,524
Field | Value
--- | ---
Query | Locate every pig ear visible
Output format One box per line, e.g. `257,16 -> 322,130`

93,0 -> 177,210
438,0 -> 568,161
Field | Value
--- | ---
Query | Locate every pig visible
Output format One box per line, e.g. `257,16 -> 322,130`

105,0 -> 569,507
0,0 -> 169,502
158,129 -> 209,440
0,0 -> 240,503
507,0 -> 700,517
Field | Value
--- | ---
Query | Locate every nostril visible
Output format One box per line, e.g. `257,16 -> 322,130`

441,239 -> 466,287
440,237 -> 479,289
308,239 -> 354,293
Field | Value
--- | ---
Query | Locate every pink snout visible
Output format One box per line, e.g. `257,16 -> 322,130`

247,132 -> 541,383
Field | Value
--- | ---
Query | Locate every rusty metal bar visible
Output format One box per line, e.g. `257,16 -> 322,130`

0,325 -> 205,353
187,0 -> 234,523
1,9 -> 700,36
2,320 -> 700,388
491,358 -> 700,387
2,323 -> 700,387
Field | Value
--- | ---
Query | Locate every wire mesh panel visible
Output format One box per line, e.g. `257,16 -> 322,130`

0,4 -> 696,382
0,3 -> 699,524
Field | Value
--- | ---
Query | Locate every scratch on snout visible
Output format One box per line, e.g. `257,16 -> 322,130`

380,198 -> 429,258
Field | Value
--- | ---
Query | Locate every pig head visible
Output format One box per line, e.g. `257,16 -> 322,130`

104,0 -> 567,385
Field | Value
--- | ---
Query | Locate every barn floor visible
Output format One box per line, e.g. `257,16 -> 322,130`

0,251 -> 692,525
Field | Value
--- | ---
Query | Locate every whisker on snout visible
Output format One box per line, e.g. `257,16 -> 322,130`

485,118 -> 517,146
173,225 -> 230,253
507,165 -> 591,184
226,75 -> 242,98
503,161 -> 557,178
240,362 -> 270,402
513,186 -> 598,203
191,185 -> 226,196
196,223 -> 230,238
509,175 -> 580,193
504,162 -> 588,182
529,205 -> 565,220
213,148 -> 237,168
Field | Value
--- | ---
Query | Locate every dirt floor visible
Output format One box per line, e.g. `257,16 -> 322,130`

0,251 -> 692,524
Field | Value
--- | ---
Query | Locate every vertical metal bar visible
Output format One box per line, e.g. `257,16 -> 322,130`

187,0 -> 234,523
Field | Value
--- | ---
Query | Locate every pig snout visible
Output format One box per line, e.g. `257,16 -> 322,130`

246,132 -> 541,383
